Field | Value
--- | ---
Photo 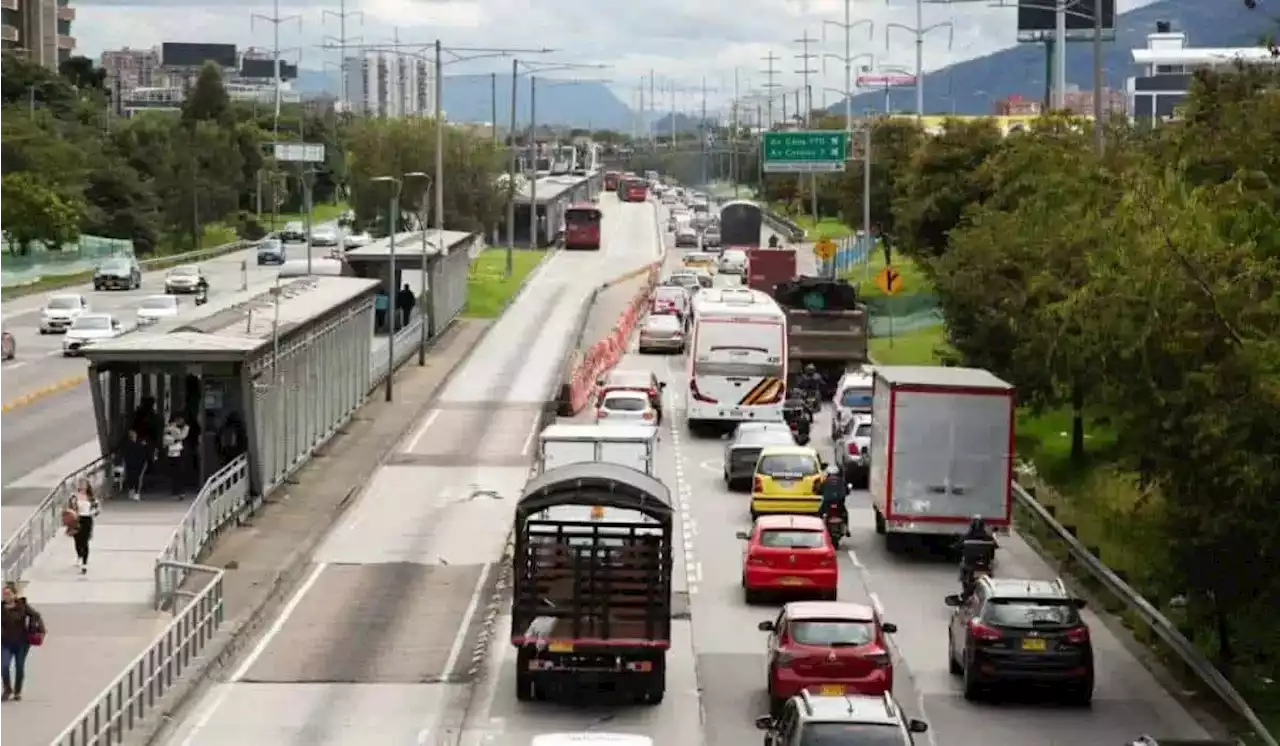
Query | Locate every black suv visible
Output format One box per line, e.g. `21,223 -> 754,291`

756,691 -> 928,746
946,576 -> 1094,704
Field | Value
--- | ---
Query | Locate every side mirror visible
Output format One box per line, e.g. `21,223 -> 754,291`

596,378 -> 605,387
658,382 -> 667,389
735,531 -> 751,540
881,622 -> 898,634
1073,598 -> 1087,609
754,715 -> 774,731
944,594 -> 962,607
757,620 -> 774,632
908,719 -> 929,733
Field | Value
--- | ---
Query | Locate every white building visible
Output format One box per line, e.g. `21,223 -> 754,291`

121,82 -> 301,114
1128,22 -> 1278,125
342,53 -> 433,118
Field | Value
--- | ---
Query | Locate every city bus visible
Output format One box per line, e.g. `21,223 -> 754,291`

620,178 -> 649,203
603,171 -> 620,191
564,203 -> 603,250
686,288 -> 788,434
719,200 -> 764,250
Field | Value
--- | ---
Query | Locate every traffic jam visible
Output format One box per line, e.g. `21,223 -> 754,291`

508,171 -> 1205,746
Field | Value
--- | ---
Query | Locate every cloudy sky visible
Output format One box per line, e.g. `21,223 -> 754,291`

74,0 -> 1159,108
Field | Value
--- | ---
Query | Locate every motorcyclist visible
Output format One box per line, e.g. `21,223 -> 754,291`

818,465 -> 849,526
797,364 -> 824,402
956,515 -> 997,597
959,515 -> 997,546
768,235 -> 780,248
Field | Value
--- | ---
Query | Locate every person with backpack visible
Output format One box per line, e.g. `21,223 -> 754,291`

1,583 -> 46,701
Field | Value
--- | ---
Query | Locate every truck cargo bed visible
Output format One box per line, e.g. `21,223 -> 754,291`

513,520 -> 671,646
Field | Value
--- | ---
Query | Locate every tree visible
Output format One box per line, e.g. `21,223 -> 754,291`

1,172 -> 84,253
181,63 -> 232,127
58,56 -> 107,92
832,118 -> 923,243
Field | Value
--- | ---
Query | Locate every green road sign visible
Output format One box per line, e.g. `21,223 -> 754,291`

762,131 -> 850,174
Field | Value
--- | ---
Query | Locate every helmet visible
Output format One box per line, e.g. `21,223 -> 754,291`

970,515 -> 986,532
804,364 -> 817,374
826,465 -> 841,476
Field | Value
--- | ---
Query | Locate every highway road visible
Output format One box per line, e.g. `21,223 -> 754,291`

154,193 -> 667,746
0,229 -> 339,537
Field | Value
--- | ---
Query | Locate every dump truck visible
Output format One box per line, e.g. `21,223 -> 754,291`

774,277 -> 870,397
510,462 -> 674,704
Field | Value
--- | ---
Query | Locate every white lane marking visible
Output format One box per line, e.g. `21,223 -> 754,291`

868,591 -> 885,617
3,361 -> 27,371
669,410 -> 698,595
846,549 -> 865,569
519,413 -> 541,457
404,409 -> 441,453
179,562 -> 328,746
439,561 -> 492,681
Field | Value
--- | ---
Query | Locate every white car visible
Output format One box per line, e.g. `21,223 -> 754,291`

343,230 -> 373,249
595,390 -> 658,424
136,295 -> 180,326
310,225 -> 341,246
164,265 -> 205,294
674,227 -> 699,248
718,248 -> 748,275
39,293 -> 89,334
280,220 -> 306,242
62,313 -> 123,356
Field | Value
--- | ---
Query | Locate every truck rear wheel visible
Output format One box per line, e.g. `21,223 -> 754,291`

635,656 -> 666,705
874,508 -> 886,535
515,649 -> 540,702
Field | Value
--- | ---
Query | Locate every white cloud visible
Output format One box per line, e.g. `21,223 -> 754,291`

74,0 -> 1159,111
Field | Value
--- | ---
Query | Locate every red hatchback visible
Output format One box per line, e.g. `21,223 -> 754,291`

738,515 -> 838,603
759,601 -> 898,715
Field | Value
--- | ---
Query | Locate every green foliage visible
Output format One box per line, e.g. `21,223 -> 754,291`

1,172 -> 84,253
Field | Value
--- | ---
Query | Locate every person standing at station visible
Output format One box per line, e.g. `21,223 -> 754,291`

132,396 -> 163,462
375,290 -> 390,332
1,583 -> 45,701
396,283 -> 416,329
164,414 -> 190,497
66,481 -> 99,573
121,430 -> 149,501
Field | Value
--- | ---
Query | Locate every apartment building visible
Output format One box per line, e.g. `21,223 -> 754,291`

2,0 -> 75,68
101,47 -> 163,93
342,53 -> 433,117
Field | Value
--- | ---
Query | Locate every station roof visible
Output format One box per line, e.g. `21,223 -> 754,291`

81,276 -> 380,364
511,174 -> 591,205
345,229 -> 480,263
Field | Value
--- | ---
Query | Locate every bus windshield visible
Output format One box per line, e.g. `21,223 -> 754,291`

566,208 -> 602,224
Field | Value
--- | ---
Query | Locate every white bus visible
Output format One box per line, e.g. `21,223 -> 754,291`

687,288 -> 788,434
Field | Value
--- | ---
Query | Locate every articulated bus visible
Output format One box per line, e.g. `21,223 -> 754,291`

564,203 -> 603,250
618,178 -> 649,203
604,171 -> 620,191
687,289 -> 788,434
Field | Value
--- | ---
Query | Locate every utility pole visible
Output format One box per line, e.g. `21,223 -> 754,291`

886,2 -> 953,118
700,77 -> 709,186
322,0 -> 362,112
251,0 -> 301,141
824,3 -> 874,129
761,52 -> 781,129
649,70 -> 656,150
795,31 -> 819,127
731,68 -> 740,197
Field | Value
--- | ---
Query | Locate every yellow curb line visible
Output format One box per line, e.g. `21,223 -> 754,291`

0,375 -> 88,413
599,264 -> 655,290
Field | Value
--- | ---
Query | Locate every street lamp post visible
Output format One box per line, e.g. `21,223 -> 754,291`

884,0 -> 954,118
370,174 -> 401,401
403,171 -> 431,365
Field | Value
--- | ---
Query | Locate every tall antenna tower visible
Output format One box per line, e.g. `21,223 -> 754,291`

322,0 -> 363,112
760,52 -> 781,129
795,31 -> 819,127
251,0 -> 301,139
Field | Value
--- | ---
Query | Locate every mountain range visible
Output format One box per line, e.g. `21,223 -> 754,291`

292,0 -> 1269,129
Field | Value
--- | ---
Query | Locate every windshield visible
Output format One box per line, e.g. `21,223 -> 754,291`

760,529 -> 825,549
655,288 -> 685,303
72,316 -> 111,330
566,209 -> 601,224
667,275 -> 697,288
798,723 -> 905,746
646,316 -> 680,331
985,599 -> 1080,627
100,260 -> 129,272
170,266 -> 197,276
790,620 -> 876,646
854,424 -> 872,438
603,395 -> 647,412
757,454 -> 818,478
841,387 -> 874,408
141,297 -> 177,310
48,297 -> 79,310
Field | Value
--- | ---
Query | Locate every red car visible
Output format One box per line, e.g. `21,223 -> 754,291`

738,515 -> 838,603
759,601 -> 898,715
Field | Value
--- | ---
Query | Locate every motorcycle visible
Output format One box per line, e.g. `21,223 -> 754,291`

782,402 -> 811,445
800,388 -> 821,414
824,505 -> 847,545
194,280 -> 209,306
957,538 -> 997,598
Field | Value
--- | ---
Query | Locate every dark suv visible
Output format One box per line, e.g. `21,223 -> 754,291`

946,576 -> 1094,704
755,691 -> 928,746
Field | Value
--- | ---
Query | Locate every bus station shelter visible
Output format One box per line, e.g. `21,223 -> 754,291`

508,174 -> 596,248
79,276 -> 379,498
344,229 -> 478,338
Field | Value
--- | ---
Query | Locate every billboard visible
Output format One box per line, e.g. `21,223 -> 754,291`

1016,0 -> 1115,43
162,42 -> 237,69
241,58 -> 298,80
856,74 -> 916,87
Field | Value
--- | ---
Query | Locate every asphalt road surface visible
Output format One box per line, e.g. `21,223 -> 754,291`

0,227 -> 339,536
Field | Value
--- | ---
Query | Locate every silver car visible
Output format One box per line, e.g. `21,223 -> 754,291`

722,423 -> 795,491
702,226 -> 721,248
674,227 -> 699,248
257,238 -> 287,265
136,295 -> 180,326
310,225 -> 340,246
718,248 -> 747,275
62,313 -> 123,356
637,313 -> 685,354
40,293 -> 89,333
833,414 -> 873,487
164,265 -> 205,294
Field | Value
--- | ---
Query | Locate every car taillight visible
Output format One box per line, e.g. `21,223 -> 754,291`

642,411 -> 654,421
818,556 -> 835,567
648,387 -> 658,398
747,554 -> 769,566
1065,626 -> 1090,644
597,409 -> 608,418
862,650 -> 891,668
969,620 -> 1003,641
847,443 -> 859,456
690,379 -> 717,403
753,475 -> 765,493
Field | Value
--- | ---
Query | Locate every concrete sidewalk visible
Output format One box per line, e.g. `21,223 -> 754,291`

0,321 -> 479,746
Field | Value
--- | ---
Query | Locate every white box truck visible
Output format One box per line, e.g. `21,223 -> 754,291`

868,366 -> 1015,550
537,423 -> 658,475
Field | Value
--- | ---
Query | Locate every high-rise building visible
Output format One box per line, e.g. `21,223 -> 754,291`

342,52 -> 433,117
2,0 -> 75,68
101,47 -> 163,93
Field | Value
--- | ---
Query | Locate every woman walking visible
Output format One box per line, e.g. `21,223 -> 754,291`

68,482 -> 99,574
1,583 -> 45,701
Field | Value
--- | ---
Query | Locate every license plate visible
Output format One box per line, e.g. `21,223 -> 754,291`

1021,638 -> 1047,652
779,577 -> 807,586
776,480 -> 795,488
818,684 -> 845,696
548,642 -> 574,653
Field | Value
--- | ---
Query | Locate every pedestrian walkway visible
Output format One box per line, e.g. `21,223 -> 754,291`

2,500 -> 182,746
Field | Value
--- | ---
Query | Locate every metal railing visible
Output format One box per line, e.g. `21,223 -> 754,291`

1012,481 -> 1277,745
134,240 -> 252,273
50,562 -> 225,746
1,456 -> 111,582
370,313 -> 425,386
154,456 -> 251,608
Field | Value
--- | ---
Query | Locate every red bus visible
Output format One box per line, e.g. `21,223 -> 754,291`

620,178 -> 649,203
603,171 -> 620,191
564,203 -> 603,250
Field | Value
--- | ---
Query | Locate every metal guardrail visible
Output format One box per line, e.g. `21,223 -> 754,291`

50,562 -> 225,746
760,208 -> 806,243
370,313 -> 426,386
1,456 -> 112,582
1012,480 -> 1277,746
153,457 -> 251,608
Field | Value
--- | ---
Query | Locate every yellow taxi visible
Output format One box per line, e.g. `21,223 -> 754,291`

681,251 -> 718,274
750,445 -> 826,519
